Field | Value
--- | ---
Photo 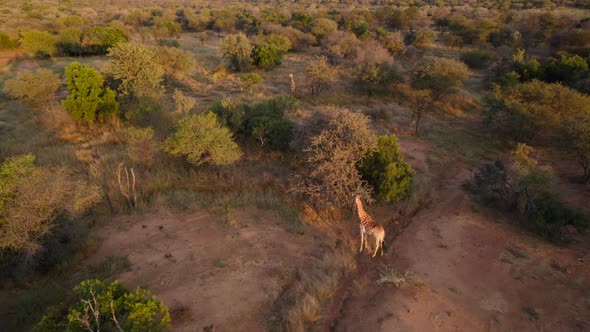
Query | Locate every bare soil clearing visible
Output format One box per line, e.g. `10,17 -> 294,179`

88,208 -> 322,331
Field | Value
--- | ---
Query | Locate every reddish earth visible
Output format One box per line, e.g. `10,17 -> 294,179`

88,138 -> 590,332
329,157 -> 590,332
89,208 -> 322,331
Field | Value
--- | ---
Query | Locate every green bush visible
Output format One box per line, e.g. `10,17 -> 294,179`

35,279 -> 170,332
165,112 -> 242,166
361,135 -> 415,202
0,30 -> 17,49
246,99 -> 295,151
464,144 -> 589,241
253,43 -> 282,69
62,62 -> 119,123
240,72 -> 264,93
20,30 -> 59,57
209,98 -> 250,132
460,50 -> 494,69
220,33 -> 253,72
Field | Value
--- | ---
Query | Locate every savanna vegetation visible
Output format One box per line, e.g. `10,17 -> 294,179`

1,0 -> 589,330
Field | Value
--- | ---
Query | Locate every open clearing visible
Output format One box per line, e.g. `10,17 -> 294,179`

88,208 -> 323,331
83,136 -> 590,332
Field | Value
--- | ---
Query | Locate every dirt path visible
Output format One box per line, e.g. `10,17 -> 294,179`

89,208 -> 321,331
327,159 -> 590,332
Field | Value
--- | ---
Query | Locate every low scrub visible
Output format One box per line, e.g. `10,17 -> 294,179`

464,144 -> 589,241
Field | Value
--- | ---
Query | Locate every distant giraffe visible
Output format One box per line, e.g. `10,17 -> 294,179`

354,195 -> 385,257
289,73 -> 296,94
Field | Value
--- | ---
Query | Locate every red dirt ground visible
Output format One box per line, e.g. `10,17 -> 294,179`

88,208 -> 322,331
328,154 -> 590,332
85,136 -> 590,332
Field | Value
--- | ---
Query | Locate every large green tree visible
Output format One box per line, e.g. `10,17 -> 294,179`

361,135 -> 415,202
165,113 -> 242,166
36,279 -> 170,332
411,56 -> 470,103
220,33 -> 252,72
62,62 -> 119,122
105,43 -> 164,98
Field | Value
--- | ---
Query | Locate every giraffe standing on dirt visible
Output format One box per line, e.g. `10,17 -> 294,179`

355,195 -> 385,258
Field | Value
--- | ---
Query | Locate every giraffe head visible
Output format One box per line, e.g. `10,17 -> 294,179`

354,194 -> 362,206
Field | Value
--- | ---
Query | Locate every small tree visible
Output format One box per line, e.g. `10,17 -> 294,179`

165,113 -> 242,166
361,135 -> 415,202
62,62 -> 119,123
240,73 -> 264,93
253,43 -> 282,69
411,57 -> 470,103
0,154 -> 101,255
157,46 -> 197,79
310,18 -> 338,39
3,69 -> 60,107
246,97 -> 296,151
172,89 -> 197,114
126,126 -> 159,166
20,30 -> 59,57
220,33 -> 252,72
291,106 -> 377,207
36,279 -> 171,332
563,114 -> 590,183
265,34 -> 292,54
405,88 -> 432,136
105,43 -> 164,98
305,56 -> 338,96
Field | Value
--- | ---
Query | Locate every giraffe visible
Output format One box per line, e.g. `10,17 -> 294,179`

289,73 -> 296,94
354,195 -> 385,258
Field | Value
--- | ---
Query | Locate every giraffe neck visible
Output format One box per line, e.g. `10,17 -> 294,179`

355,199 -> 371,224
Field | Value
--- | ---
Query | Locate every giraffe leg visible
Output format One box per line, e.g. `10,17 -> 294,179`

372,239 -> 380,258
380,239 -> 385,256
359,230 -> 364,253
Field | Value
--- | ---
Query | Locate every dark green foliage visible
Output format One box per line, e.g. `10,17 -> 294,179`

524,191 -> 589,239
464,145 -> 589,241
361,135 -> 415,202
246,96 -> 297,151
460,50 -> 494,69
62,62 -> 119,123
253,43 -> 282,68
35,279 -> 171,332
542,52 -> 589,86
463,160 -> 515,208
209,98 -> 250,132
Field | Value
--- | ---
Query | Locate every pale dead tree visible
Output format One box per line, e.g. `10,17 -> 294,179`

173,89 -> 197,114
253,127 -> 266,147
117,162 -> 137,208
110,300 -> 124,332
70,289 -> 101,332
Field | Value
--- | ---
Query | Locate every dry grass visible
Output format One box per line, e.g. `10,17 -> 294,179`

377,267 -> 421,288
272,249 -> 356,332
